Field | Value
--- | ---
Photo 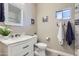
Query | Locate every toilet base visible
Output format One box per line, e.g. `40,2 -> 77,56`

34,50 -> 46,56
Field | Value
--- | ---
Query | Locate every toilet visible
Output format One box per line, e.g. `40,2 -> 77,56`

34,43 -> 47,56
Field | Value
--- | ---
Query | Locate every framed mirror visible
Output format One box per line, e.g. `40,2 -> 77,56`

4,3 -> 23,26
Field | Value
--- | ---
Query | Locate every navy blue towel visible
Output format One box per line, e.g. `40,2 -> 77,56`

0,3 -> 5,22
66,21 -> 75,45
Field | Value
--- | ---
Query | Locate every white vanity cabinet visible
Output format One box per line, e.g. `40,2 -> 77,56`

0,35 -> 37,56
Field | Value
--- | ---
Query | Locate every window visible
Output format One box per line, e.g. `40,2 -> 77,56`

56,11 -> 62,19
56,9 -> 71,20
63,10 -> 71,20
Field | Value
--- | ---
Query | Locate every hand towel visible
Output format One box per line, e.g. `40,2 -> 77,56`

57,22 -> 64,45
0,3 -> 5,22
66,21 -> 75,45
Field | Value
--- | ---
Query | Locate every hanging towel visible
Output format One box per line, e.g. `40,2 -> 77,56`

57,22 -> 65,45
66,21 -> 75,46
0,3 -> 5,22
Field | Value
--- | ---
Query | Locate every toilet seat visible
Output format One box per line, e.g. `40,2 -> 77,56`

35,43 -> 47,49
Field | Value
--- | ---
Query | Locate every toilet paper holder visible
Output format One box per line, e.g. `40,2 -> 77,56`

46,37 -> 50,41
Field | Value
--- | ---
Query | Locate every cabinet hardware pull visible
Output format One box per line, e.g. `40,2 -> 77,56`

23,45 -> 29,49
23,52 -> 29,56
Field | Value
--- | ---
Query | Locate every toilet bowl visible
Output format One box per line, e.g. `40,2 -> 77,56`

34,42 -> 47,56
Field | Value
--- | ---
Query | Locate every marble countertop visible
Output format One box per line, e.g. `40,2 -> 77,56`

0,35 -> 37,45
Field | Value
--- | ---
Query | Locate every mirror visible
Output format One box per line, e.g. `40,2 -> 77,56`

4,3 -> 23,26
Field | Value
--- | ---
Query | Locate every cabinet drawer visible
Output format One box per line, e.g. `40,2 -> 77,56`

17,45 -> 34,56
16,51 -> 34,56
23,51 -> 34,56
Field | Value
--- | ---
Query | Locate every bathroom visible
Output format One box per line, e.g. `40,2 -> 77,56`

0,3 -> 78,56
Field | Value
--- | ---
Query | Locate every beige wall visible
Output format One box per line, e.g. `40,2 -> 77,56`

37,3 -> 75,54
0,3 -> 37,35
